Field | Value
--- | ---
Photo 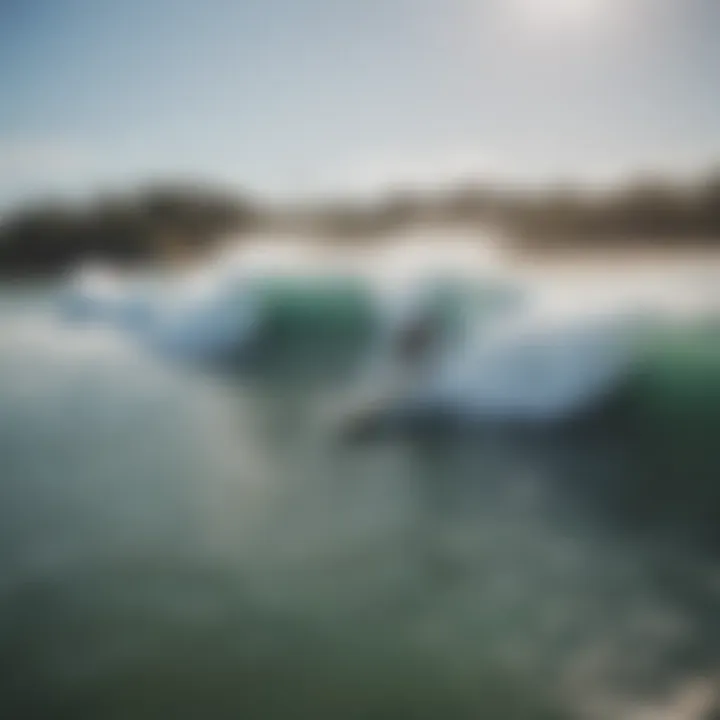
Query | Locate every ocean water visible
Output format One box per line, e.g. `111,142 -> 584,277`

0,278 -> 719,720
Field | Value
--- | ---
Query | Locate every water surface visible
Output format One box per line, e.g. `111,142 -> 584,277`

1,285 -> 719,719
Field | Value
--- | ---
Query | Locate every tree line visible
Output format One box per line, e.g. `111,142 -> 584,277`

1,170 -> 720,275
0,184 -> 261,276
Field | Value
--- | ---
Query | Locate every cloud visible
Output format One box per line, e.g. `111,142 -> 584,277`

0,138 -> 113,209
0,137 -> 176,209
316,147 -> 505,198
0,138 -> 100,179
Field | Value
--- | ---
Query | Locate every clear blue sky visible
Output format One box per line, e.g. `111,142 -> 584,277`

1,0 -> 719,207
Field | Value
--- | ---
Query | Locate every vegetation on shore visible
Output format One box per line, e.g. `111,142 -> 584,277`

1,169 -> 720,275
0,184 -> 261,276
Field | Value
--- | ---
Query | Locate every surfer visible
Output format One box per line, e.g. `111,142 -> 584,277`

395,306 -> 445,370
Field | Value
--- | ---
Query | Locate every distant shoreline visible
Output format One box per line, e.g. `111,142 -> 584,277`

515,242 -> 720,265
1,174 -> 719,276
2,233 -> 720,281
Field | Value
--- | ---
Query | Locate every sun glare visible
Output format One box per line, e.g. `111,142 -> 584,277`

508,0 -> 615,32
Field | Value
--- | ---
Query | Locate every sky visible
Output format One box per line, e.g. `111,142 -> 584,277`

0,0 -> 719,208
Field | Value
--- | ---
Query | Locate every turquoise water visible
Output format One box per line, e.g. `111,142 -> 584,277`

0,286 -> 719,719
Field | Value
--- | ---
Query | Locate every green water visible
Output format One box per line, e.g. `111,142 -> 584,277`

0,288 -> 719,719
